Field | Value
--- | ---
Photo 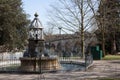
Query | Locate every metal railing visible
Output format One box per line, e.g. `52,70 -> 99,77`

85,53 -> 93,70
0,51 -> 93,73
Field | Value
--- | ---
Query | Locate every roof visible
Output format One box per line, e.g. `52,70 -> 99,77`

29,13 -> 43,29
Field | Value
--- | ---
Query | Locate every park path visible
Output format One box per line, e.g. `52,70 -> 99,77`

0,60 -> 119,80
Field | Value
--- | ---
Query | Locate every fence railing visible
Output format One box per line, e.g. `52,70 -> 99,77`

0,52 -> 93,73
85,53 -> 93,69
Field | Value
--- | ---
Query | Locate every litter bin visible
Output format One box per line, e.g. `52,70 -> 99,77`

91,46 -> 102,60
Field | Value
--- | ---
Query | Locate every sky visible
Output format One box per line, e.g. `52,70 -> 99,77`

21,0 -> 99,34
22,0 -> 57,29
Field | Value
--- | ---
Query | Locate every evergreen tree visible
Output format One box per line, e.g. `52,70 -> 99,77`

0,0 -> 30,51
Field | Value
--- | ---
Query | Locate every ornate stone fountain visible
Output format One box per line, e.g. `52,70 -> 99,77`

19,13 -> 61,72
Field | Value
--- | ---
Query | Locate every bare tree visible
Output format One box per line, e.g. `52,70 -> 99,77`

47,0 -> 99,57
87,0 -> 106,56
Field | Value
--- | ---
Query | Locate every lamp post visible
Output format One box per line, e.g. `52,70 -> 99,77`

28,13 -> 44,57
58,27 -> 62,43
58,27 -> 62,36
58,27 -> 62,57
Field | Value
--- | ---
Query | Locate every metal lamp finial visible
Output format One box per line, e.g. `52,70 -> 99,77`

34,13 -> 38,17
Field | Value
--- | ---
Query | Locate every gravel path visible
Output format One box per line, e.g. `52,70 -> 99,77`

0,60 -> 120,80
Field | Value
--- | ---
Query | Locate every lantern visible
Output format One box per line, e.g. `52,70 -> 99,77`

29,13 -> 44,41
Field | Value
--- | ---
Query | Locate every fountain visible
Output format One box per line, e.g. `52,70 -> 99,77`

0,13 -> 92,74
19,13 -> 61,72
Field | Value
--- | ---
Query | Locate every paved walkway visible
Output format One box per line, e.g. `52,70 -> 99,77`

0,60 -> 120,80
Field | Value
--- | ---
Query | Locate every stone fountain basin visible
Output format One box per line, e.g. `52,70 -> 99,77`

19,57 -> 61,72
19,57 -> 85,72
0,57 -> 85,73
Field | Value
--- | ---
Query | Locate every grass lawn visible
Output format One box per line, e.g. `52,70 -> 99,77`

98,78 -> 120,80
103,55 -> 120,60
87,78 -> 120,80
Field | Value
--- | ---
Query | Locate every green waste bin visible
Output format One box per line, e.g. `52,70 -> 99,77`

96,45 -> 99,51
99,50 -> 102,60
91,46 -> 102,60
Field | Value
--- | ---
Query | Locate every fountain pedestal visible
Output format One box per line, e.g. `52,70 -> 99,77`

20,57 -> 61,72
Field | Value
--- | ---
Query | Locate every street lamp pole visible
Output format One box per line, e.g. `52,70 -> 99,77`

58,27 -> 62,36
58,27 -> 62,57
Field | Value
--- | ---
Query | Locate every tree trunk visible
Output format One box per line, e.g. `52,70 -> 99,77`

102,32 -> 105,57
81,27 -> 84,58
111,39 -> 116,54
102,18 -> 106,57
80,0 -> 85,58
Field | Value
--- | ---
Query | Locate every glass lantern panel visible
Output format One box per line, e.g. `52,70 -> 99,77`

29,29 -> 34,39
37,29 -> 42,39
33,29 -> 41,40
29,29 -> 43,40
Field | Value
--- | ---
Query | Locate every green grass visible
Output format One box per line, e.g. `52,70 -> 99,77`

98,78 -> 120,80
85,78 -> 120,80
103,55 -> 120,60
